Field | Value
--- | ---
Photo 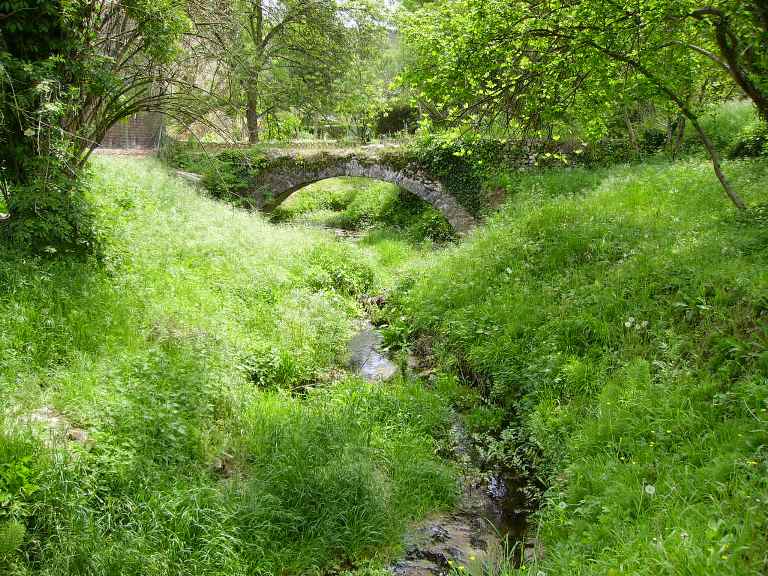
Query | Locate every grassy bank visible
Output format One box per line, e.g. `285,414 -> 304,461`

384,157 -> 768,574
0,157 -> 457,575
271,177 -> 455,245
269,177 -> 456,289
3,149 -> 767,575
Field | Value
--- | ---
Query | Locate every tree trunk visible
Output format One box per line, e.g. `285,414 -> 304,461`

694,7 -> 768,124
246,93 -> 260,144
0,179 -> 10,221
244,3 -> 264,145
688,114 -> 747,210
624,110 -> 640,158
592,44 -> 749,211
670,115 -> 686,160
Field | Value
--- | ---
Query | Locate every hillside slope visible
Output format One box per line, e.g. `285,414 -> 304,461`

385,157 -> 768,575
0,158 -> 456,575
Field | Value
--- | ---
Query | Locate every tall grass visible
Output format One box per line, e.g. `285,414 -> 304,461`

385,157 -> 768,575
272,177 -> 456,244
0,157 -> 457,575
697,100 -> 761,152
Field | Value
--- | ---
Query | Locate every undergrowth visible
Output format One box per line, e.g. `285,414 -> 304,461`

271,177 -> 456,244
4,143 -> 767,575
0,157 -> 457,575
384,157 -> 768,575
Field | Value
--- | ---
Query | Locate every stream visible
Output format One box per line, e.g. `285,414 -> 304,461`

175,167 -> 537,573
346,304 -> 535,575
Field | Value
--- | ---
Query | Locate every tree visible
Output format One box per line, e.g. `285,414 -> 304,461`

400,0 -> 764,209
1,0 -> 197,251
331,15 -> 403,141
194,0 -> 383,143
689,2 -> 768,123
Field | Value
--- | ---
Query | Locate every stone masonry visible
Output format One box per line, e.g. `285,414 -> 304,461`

248,150 -> 477,233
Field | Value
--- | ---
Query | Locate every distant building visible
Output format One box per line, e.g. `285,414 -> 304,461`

100,112 -> 164,149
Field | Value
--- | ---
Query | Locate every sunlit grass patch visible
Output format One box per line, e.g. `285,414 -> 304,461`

272,177 -> 456,243
386,157 -> 768,575
0,157 -> 457,575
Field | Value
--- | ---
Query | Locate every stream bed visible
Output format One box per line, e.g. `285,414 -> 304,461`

346,319 -> 535,575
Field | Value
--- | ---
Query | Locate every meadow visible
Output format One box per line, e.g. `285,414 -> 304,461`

0,158 -> 457,575
1,144 -> 767,576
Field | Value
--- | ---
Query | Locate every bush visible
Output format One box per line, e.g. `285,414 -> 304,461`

376,189 -> 456,243
0,432 -> 42,544
413,135 -> 486,215
305,243 -> 376,296
201,148 -> 267,204
262,111 -> 303,141
698,99 -> 759,152
729,121 -> 768,158
275,179 -> 457,244
1,169 -> 99,256
639,128 -> 667,154
158,139 -> 212,172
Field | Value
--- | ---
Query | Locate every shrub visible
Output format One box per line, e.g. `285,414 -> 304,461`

0,433 -> 42,532
2,171 -> 99,256
305,243 -> 375,296
270,178 -> 357,222
639,128 -> 667,154
413,135 -> 487,215
698,99 -> 759,152
201,148 -> 267,203
729,121 -> 768,159
158,139 -> 212,172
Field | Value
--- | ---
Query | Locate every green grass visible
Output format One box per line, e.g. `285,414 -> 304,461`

271,177 -> 456,244
270,177 -> 458,289
4,149 -> 767,575
384,157 -> 768,575
0,157 -> 457,575
697,100 -> 761,153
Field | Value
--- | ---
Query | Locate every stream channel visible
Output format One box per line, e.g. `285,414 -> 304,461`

175,169 -> 537,573
346,297 -> 536,575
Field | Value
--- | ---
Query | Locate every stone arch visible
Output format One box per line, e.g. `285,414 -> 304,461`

247,155 -> 477,233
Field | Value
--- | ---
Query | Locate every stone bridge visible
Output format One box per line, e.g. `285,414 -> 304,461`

241,146 -> 478,233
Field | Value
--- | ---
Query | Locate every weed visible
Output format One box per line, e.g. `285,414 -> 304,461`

0,157 -> 456,575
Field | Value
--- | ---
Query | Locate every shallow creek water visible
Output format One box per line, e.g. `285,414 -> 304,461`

389,419 -> 535,576
347,320 -> 399,381
346,320 -> 534,575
